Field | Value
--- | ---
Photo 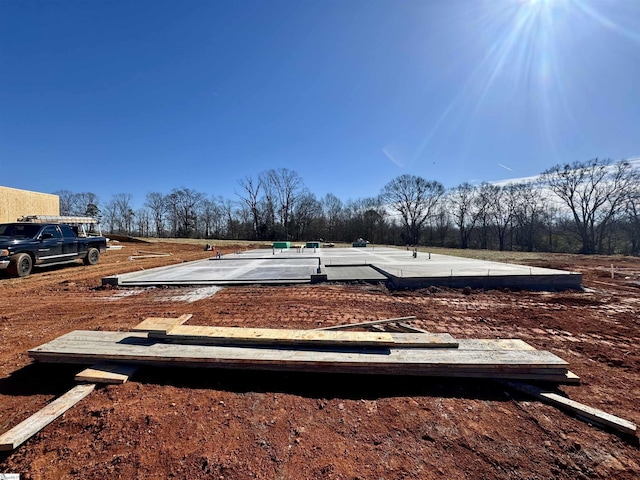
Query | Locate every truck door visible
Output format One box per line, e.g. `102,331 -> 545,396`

37,225 -> 64,263
59,224 -> 80,258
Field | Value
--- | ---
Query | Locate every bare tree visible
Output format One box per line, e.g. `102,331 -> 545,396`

55,190 -> 75,216
199,198 -> 220,238
166,188 -> 205,238
103,193 -> 134,234
258,173 -> 276,237
429,203 -> 451,247
75,192 -> 100,216
135,208 -> 151,237
115,193 -> 135,234
321,193 -> 344,241
511,182 -> 546,252
261,168 -> 304,239
363,207 -> 387,244
449,183 -> 480,249
208,196 -> 227,237
475,183 -> 498,249
219,198 -> 238,239
541,159 -> 638,254
380,174 -> 444,245
624,182 -> 640,255
101,201 -> 117,234
236,175 -> 263,239
343,197 -> 388,244
55,190 -> 100,217
145,192 -> 168,238
292,191 -> 322,240
485,184 -> 517,251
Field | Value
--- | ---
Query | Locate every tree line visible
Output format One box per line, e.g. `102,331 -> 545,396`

56,159 -> 640,255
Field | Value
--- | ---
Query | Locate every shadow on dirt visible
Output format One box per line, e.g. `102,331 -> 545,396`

0,261 -> 87,280
0,362 -> 513,404
134,365 -> 512,402
132,366 -> 640,444
0,363 -> 79,397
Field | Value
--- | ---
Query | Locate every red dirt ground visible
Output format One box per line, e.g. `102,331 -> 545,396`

1,241 -> 639,479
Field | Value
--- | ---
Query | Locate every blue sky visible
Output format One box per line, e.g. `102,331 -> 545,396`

1,0 -> 639,209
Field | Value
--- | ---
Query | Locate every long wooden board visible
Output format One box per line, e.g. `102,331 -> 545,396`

75,363 -> 138,384
391,323 -> 427,333
36,330 -> 532,352
28,331 -> 537,352
28,331 -> 575,382
453,339 -> 537,351
150,325 -> 459,348
501,381 -> 636,435
0,384 -> 95,451
314,316 -> 417,331
131,314 -> 192,334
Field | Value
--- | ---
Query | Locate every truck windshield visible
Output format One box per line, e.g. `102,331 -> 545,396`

0,223 -> 42,238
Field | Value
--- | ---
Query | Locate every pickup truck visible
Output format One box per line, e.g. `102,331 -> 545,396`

0,222 -> 108,277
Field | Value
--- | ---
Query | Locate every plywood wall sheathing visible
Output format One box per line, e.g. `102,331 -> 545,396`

0,186 -> 59,223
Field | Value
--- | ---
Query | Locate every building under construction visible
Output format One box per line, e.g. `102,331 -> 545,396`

0,186 -> 59,223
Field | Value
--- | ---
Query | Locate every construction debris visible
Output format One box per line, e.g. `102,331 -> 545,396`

314,316 -> 418,330
75,363 -> 138,384
0,384 -> 95,451
0,314 -> 635,455
499,380 -> 637,436
29,317 -> 577,383
128,251 -> 172,260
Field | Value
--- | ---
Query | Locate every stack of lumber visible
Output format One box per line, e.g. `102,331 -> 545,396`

5,316 -> 635,452
9,316 -> 640,455
29,316 -> 578,383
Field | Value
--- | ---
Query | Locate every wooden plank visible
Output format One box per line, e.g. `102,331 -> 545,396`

314,316 -> 417,331
395,323 -> 429,333
388,332 -> 457,347
28,331 -> 536,353
377,323 -> 409,333
75,363 -> 138,384
455,339 -> 537,351
501,381 -> 635,435
564,371 -> 580,383
137,250 -> 172,256
151,325 -> 458,348
0,384 -> 95,451
165,325 -> 396,345
131,314 -> 193,334
29,331 -> 572,381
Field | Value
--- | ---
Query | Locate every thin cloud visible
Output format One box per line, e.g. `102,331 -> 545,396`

491,174 -> 541,187
382,146 -> 405,168
498,163 -> 513,172
491,157 -> 640,187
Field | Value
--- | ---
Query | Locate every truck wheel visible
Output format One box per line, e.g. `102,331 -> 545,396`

8,253 -> 33,277
84,247 -> 100,265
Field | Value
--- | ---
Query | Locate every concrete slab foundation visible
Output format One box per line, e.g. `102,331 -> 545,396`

102,247 -> 582,290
